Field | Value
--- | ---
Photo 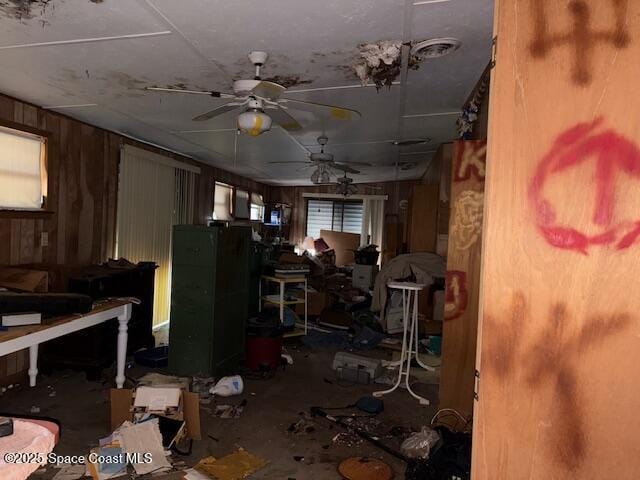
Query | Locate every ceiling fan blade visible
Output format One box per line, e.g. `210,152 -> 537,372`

332,163 -> 360,174
267,161 -> 310,164
269,106 -> 303,131
280,98 -> 361,120
192,101 -> 247,122
251,81 -> 286,101
342,161 -> 372,166
146,86 -> 236,99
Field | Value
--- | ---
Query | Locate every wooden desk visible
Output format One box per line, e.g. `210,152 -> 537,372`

0,300 -> 132,388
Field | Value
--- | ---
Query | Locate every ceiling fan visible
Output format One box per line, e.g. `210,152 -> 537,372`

146,51 -> 361,136
268,135 -> 372,184
335,174 -> 358,196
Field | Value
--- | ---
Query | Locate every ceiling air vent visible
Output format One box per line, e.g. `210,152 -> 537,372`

411,38 -> 462,59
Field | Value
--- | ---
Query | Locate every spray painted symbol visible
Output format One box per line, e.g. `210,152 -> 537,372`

444,270 -> 468,320
454,141 -> 487,182
530,0 -> 630,86
530,117 -> 640,254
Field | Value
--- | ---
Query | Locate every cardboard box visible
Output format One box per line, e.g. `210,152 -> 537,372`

295,291 -> 333,317
110,388 -> 201,440
278,252 -> 308,264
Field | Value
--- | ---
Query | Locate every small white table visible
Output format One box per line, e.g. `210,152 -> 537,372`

373,281 -> 434,405
0,300 -> 132,388
259,275 -> 308,338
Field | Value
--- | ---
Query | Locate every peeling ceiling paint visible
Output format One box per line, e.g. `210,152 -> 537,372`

0,0 -> 494,184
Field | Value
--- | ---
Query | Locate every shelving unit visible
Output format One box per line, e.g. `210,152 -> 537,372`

259,275 -> 308,338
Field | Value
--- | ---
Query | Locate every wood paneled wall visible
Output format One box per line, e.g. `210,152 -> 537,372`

474,1 -> 640,478
0,93 -> 269,270
439,140 -> 486,417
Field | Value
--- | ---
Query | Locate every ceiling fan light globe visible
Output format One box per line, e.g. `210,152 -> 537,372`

237,110 -> 272,136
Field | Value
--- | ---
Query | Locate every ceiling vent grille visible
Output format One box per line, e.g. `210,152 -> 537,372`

411,38 -> 462,59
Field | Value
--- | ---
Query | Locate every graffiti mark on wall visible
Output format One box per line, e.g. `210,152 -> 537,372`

482,292 -> 631,472
454,141 -> 487,182
444,270 -> 468,320
530,117 -> 640,254
451,190 -> 484,250
530,0 -> 630,86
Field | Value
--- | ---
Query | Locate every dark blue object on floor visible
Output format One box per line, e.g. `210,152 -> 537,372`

134,345 -> 169,368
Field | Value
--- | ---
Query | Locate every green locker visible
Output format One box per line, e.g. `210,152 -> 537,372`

169,225 -> 250,377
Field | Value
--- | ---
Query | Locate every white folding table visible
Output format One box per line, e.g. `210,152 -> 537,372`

0,300 -> 132,388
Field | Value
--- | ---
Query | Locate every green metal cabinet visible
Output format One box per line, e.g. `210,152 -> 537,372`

168,225 -> 250,377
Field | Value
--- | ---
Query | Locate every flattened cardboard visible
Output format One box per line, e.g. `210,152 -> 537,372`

0,267 -> 48,293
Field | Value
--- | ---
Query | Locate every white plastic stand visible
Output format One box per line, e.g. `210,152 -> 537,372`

373,281 -> 434,406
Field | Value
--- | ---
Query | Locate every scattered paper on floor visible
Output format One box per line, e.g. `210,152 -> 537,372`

195,449 -> 268,480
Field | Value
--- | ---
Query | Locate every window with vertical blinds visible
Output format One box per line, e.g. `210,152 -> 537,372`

116,145 -> 199,326
0,126 -> 46,210
305,199 -> 363,239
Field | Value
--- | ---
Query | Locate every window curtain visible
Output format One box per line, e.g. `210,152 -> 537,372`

116,145 -> 198,326
361,198 -> 385,257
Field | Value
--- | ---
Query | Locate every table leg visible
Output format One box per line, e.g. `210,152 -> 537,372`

116,304 -> 132,389
28,344 -> 38,387
405,290 -> 430,406
373,290 -> 410,398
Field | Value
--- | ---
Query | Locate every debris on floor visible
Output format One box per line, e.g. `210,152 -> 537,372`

287,413 -> 316,435
209,375 -> 244,397
137,372 -> 190,390
193,448 -> 268,480
400,426 -> 440,459
214,399 -> 247,419
51,465 -> 85,480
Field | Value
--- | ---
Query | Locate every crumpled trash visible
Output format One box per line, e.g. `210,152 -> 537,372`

401,427 -> 440,459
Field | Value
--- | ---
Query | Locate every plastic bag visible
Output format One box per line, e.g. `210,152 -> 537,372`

209,375 -> 244,397
400,427 -> 440,459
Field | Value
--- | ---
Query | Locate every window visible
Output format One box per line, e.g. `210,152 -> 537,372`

0,126 -> 46,210
235,189 -> 250,219
306,199 -> 363,239
213,182 -> 233,221
250,193 -> 265,221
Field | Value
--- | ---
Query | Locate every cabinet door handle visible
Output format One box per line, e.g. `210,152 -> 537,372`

185,247 -> 201,253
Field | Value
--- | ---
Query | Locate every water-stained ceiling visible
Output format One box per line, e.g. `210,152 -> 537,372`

0,0 -> 494,185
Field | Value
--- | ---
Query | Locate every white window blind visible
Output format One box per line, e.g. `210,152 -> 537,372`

342,202 -> 364,234
250,193 -> 264,221
235,189 -> 250,219
0,126 -> 45,210
213,182 -> 233,221
306,199 -> 363,239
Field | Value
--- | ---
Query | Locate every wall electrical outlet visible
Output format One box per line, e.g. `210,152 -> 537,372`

40,232 -> 48,247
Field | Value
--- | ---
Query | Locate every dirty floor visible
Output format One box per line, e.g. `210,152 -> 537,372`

0,342 -> 438,479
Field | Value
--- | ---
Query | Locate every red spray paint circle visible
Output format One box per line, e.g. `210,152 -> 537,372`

529,117 -> 640,254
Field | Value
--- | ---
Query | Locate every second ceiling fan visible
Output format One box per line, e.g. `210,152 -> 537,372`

146,51 -> 361,136
269,135 -> 371,184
